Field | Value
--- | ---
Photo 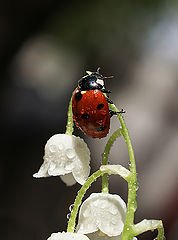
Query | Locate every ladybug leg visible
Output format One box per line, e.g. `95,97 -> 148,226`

106,97 -> 113,104
109,109 -> 126,118
101,89 -> 111,94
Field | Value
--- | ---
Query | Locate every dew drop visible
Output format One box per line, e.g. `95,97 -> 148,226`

80,109 -> 85,114
132,200 -> 137,211
58,143 -> 64,151
111,219 -> 117,225
103,223 -> 112,233
49,145 -> 57,153
93,199 -> 100,207
109,207 -> 118,215
96,120 -> 103,125
67,213 -> 71,219
69,204 -> 74,212
100,110 -> 106,115
49,162 -> 56,171
99,204 -> 106,209
64,163 -> 73,171
99,200 -> 107,209
134,181 -> 139,191
66,148 -> 75,159
82,208 -> 91,217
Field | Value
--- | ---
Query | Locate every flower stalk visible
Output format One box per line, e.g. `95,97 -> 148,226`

101,128 -> 121,193
65,94 -> 74,135
67,170 -> 102,233
132,219 -> 165,239
109,103 -> 138,240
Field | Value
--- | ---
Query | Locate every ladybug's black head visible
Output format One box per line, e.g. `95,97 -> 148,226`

78,71 -> 104,91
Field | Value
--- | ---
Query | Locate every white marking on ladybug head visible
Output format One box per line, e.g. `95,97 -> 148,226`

96,78 -> 104,87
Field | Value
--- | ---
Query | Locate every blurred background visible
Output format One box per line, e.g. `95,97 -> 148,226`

1,0 -> 178,239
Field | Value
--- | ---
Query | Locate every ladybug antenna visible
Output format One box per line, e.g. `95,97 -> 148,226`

96,67 -> 101,73
103,75 -> 114,79
96,67 -> 113,79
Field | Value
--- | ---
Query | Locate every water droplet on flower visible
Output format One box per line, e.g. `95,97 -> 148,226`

111,219 -> 117,225
82,208 -> 91,217
49,145 -> 57,153
93,199 -> 100,207
109,207 -> 118,215
49,162 -> 56,171
65,164 -> 73,171
66,148 -> 75,159
58,143 -> 64,150
103,223 -> 112,233
99,200 -> 107,209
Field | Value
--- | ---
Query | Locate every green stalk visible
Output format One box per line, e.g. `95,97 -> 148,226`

65,94 -> 74,135
132,219 -> 165,239
101,128 -> 121,193
67,170 -> 102,233
109,103 -> 138,240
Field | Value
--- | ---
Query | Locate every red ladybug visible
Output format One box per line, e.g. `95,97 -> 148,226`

72,68 -> 124,138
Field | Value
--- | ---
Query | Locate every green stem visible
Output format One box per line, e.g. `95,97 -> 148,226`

65,94 -> 74,135
67,170 -> 102,233
157,221 -> 165,240
101,128 -> 121,193
132,219 -> 165,240
109,103 -> 137,240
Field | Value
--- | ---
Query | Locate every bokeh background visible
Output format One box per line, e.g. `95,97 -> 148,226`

1,0 -> 178,239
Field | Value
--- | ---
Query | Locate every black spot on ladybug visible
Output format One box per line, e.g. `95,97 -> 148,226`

81,113 -> 90,119
75,91 -> 82,101
97,103 -> 104,110
97,125 -> 106,132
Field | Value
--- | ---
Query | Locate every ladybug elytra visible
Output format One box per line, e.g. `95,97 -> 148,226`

72,68 -> 124,138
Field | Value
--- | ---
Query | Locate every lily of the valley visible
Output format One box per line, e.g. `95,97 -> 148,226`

33,134 -> 90,186
76,193 -> 126,238
87,232 -> 137,240
47,232 -> 90,240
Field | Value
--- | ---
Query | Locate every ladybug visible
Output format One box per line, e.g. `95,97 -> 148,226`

72,68 -> 124,138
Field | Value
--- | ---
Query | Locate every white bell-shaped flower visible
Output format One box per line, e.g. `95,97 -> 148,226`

76,193 -> 126,237
47,232 -> 90,240
87,232 -> 137,240
33,134 -> 90,186
87,231 -> 122,239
